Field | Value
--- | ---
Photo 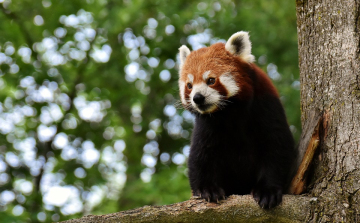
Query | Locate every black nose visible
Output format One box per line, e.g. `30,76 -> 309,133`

193,93 -> 205,105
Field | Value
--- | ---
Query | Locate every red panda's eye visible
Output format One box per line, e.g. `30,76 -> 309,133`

207,78 -> 216,85
187,83 -> 192,89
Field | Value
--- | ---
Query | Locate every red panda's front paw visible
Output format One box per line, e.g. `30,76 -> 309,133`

252,186 -> 282,209
195,187 -> 226,203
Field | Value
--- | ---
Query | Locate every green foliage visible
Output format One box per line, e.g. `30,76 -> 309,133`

0,0 -> 300,222
110,165 -> 190,212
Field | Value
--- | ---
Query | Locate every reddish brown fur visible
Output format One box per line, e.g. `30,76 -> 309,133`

180,43 -> 279,100
250,65 -> 279,98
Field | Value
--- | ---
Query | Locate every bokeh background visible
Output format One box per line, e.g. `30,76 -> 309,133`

0,0 -> 300,222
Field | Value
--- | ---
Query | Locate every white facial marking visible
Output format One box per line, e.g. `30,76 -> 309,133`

202,70 -> 211,81
219,73 -> 239,97
225,31 -> 255,63
179,80 -> 186,104
188,74 -> 194,83
190,83 -> 221,114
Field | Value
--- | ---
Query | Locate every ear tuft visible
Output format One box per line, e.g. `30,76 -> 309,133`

179,45 -> 191,67
225,31 -> 255,63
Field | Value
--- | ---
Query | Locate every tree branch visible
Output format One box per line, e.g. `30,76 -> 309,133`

290,110 -> 322,194
62,195 -> 312,223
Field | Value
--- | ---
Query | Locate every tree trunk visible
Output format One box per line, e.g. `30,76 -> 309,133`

297,0 -> 360,221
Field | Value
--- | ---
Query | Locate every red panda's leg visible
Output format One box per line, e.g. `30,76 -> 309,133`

250,97 -> 296,209
188,148 -> 226,202
252,171 -> 284,209
251,136 -> 294,209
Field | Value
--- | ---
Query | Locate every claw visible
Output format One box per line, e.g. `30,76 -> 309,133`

195,187 -> 226,203
252,186 -> 282,209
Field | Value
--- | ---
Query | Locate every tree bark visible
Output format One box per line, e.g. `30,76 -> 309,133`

62,195 -> 311,223
297,0 -> 360,221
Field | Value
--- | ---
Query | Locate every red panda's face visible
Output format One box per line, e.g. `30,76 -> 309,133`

179,62 -> 240,114
178,32 -> 255,114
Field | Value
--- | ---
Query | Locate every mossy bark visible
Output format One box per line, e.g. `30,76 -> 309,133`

62,195 -> 311,223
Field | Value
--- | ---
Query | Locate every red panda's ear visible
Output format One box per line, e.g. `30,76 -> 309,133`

225,31 -> 255,63
179,45 -> 191,68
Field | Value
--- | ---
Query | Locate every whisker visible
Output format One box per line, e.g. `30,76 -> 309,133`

174,101 -> 185,109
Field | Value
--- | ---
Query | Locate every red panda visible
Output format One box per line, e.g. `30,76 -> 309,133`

178,32 -> 296,209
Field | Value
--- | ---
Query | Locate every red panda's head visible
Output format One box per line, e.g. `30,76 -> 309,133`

178,31 -> 255,114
